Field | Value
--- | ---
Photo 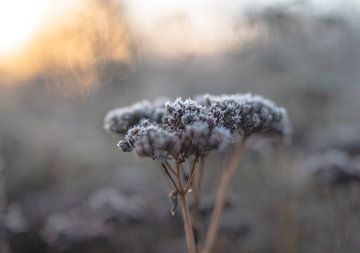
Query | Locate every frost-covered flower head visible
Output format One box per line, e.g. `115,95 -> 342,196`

162,98 -> 215,131
181,122 -> 231,156
105,94 -> 290,161
118,120 -> 182,161
196,93 -> 291,137
104,98 -> 168,135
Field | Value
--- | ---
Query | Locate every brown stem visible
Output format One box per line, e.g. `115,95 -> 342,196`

165,160 -> 177,176
161,163 -> 180,192
193,156 -> 205,212
179,192 -> 198,253
202,138 -> 247,253
176,159 -> 197,253
191,155 -> 204,244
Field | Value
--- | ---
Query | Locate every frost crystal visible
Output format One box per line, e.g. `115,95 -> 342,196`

105,94 -> 290,161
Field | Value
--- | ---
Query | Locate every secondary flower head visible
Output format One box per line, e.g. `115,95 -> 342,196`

196,93 -> 291,137
118,120 -> 181,161
104,98 -> 168,135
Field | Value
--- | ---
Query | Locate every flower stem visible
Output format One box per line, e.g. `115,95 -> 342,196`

176,159 -> 197,253
179,192 -> 197,253
193,156 -> 204,211
202,138 -> 247,253
192,156 -> 204,243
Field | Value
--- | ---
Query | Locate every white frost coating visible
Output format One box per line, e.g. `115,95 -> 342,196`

104,97 -> 169,135
196,93 -> 291,137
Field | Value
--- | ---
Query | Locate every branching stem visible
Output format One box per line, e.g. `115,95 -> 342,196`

161,162 -> 180,192
165,160 -> 177,176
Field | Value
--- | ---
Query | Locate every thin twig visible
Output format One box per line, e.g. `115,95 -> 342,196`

161,162 -> 180,192
201,138 -> 247,253
185,155 -> 199,193
165,160 -> 177,175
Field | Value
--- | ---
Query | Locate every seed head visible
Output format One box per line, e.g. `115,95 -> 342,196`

163,97 -> 215,131
118,120 -> 181,161
105,93 -> 291,161
104,98 -> 168,135
196,93 -> 291,137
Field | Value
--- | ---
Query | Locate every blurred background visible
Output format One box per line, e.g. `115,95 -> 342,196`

1,0 -> 360,252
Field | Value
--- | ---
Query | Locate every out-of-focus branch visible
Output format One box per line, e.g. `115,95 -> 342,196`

202,138 -> 247,253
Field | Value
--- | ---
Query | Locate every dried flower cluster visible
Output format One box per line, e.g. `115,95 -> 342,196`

104,98 -> 168,135
196,94 -> 290,137
104,94 -> 290,161
104,93 -> 290,253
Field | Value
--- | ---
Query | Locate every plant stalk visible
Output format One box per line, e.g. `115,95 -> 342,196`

193,156 -> 204,214
179,192 -> 197,253
201,138 -> 247,253
176,159 -> 197,253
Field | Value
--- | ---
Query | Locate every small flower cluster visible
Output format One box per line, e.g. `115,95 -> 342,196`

104,98 -> 168,135
196,94 -> 291,137
104,94 -> 290,161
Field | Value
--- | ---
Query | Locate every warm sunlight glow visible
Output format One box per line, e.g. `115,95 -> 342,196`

0,0 -> 51,56
0,0 -> 130,94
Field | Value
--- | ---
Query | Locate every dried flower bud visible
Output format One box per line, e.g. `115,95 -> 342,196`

181,122 -> 231,156
104,100 -> 153,135
119,121 -> 181,160
104,98 -> 169,135
163,97 -> 215,131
